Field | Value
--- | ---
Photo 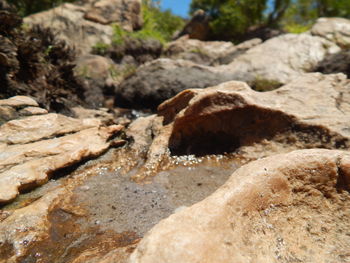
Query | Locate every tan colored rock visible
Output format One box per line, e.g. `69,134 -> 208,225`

84,0 -> 142,31
165,36 -> 261,66
0,124 -> 123,203
24,3 -> 113,55
0,113 -> 101,145
0,95 -> 38,107
158,73 -> 350,156
131,73 -> 350,181
311,17 -> 350,48
18,106 -> 48,116
130,149 -> 350,263
222,33 -> 340,84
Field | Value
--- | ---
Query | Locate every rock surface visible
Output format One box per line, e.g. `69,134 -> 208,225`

130,149 -> 350,263
84,0 -> 142,31
114,58 -> 238,109
311,17 -> 350,48
159,73 -> 350,156
315,50 -> 350,78
0,96 -> 124,203
24,3 -> 113,55
117,34 -> 340,109
165,36 -> 261,66
222,33 -> 340,85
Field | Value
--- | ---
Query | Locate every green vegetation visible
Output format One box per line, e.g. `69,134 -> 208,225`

7,0 -> 74,16
190,0 -> 350,41
252,77 -> 282,92
111,0 -> 185,45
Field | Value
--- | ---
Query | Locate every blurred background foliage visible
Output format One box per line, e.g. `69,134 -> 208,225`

5,0 -> 350,43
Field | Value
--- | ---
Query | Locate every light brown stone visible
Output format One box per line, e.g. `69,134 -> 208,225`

311,17 -> 350,48
130,149 -> 350,263
84,0 -> 142,31
0,96 -> 38,107
0,125 -> 123,203
24,3 -> 113,55
0,113 -> 101,145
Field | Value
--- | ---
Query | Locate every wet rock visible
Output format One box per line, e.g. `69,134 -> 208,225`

24,3 -> 113,55
165,36 -> 261,66
0,96 -> 124,203
130,149 -> 350,263
311,17 -> 350,48
115,58 -> 238,109
84,0 -> 142,31
223,33 -> 340,86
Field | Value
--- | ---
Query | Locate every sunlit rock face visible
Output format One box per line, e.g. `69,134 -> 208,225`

0,96 -> 124,204
311,17 -> 350,49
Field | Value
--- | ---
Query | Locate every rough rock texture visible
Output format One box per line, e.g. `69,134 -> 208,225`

311,17 -> 350,48
130,149 -> 350,263
0,96 -> 46,124
75,54 -> 121,107
315,50 -> 350,78
24,3 -> 113,55
165,36 -> 261,66
222,33 -> 340,85
84,0 -> 142,31
159,73 -> 350,156
128,73 -> 350,181
115,59 -> 238,109
117,34 -> 340,109
0,96 -> 124,203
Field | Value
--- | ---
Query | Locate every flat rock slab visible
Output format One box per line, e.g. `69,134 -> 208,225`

0,96 -> 123,204
130,149 -> 350,263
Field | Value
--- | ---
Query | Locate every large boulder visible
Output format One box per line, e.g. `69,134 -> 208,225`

115,59 -> 238,109
130,149 -> 350,263
131,73 -> 350,181
311,17 -> 350,48
84,0 -> 142,31
116,34 -> 340,109
0,96 -> 124,204
23,3 -> 113,55
222,33 -> 340,85
165,36 -> 261,66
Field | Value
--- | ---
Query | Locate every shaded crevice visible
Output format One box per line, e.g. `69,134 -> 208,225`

169,106 -> 349,156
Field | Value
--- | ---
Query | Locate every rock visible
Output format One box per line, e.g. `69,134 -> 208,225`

0,113 -> 101,145
129,73 -> 350,181
72,107 -> 115,125
222,33 -> 340,86
174,9 -> 210,41
0,96 -> 124,203
130,149 -> 350,263
75,54 -> 121,107
115,59 -> 238,109
84,0 -> 142,31
311,17 -> 350,48
165,36 -> 261,66
315,50 -> 350,78
116,34 -> 340,109
0,96 -> 38,107
159,73 -> 350,157
0,187 -> 70,262
24,3 -> 113,55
